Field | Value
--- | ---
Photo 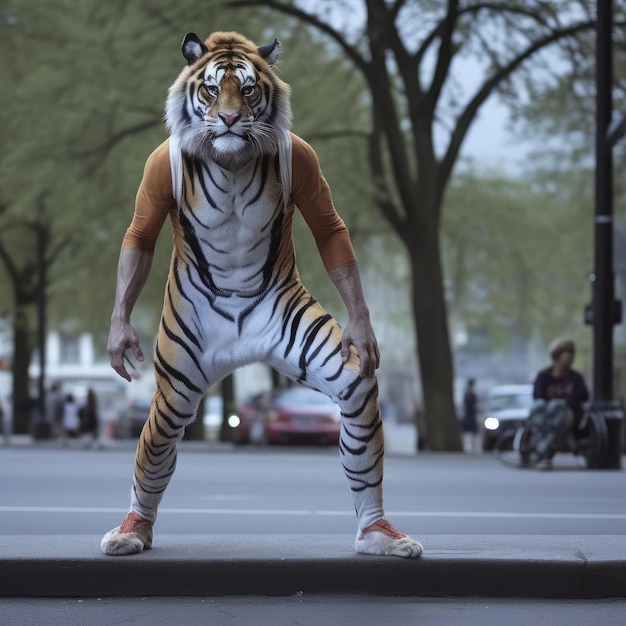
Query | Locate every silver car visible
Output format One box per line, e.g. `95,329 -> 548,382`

482,384 -> 534,451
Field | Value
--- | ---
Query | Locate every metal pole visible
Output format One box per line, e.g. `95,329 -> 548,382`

593,0 -> 613,399
592,0 -> 622,468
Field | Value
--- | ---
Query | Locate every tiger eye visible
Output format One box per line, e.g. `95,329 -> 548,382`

201,84 -> 219,100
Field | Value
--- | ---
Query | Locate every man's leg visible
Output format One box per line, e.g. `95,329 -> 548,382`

336,375 -> 422,558
101,289 -> 225,556
530,400 -> 570,469
266,294 -> 422,558
529,400 -> 551,460
544,400 -> 571,457
101,378 -> 209,555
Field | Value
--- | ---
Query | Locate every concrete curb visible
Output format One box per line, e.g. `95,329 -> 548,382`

1,535 -> 625,599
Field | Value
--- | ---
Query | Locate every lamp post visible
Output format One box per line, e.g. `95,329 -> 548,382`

589,0 -> 622,468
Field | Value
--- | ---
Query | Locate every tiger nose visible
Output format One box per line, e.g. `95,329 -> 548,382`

218,111 -> 241,127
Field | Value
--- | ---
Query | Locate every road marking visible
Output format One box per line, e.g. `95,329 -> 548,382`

1,506 -> 625,520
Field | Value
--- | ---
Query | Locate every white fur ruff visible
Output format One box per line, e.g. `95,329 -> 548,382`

355,530 -> 423,559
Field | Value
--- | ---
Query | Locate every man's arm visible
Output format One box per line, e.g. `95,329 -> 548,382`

533,370 -> 548,400
290,136 -> 379,378
569,371 -> 590,407
328,263 -> 380,379
107,247 -> 154,382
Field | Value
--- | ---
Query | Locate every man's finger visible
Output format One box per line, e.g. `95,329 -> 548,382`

360,355 -> 374,379
131,343 -> 145,362
123,349 -> 142,379
112,362 -> 132,383
341,337 -> 351,362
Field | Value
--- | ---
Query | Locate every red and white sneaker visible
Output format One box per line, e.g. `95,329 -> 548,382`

101,512 -> 153,556
355,518 -> 423,558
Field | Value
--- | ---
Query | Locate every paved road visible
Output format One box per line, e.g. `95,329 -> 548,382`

1,444 -> 624,537
2,595 -> 626,626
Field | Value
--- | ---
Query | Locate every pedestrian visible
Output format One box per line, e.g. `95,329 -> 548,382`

529,337 -> 589,470
61,394 -> 81,446
460,378 -> 480,454
46,382 -> 64,439
79,388 -> 99,444
100,31 -> 422,560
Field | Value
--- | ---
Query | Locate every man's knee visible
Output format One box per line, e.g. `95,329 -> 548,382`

530,399 -> 547,425
546,400 -> 570,428
335,376 -> 379,414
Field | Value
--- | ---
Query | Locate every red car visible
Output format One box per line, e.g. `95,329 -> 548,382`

232,387 -> 341,446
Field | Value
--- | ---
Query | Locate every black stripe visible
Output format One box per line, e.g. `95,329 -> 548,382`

154,344 -> 202,395
161,316 -> 208,384
341,384 -> 376,418
283,298 -> 317,359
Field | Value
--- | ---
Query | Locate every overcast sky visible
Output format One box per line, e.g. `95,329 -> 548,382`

458,97 -> 532,172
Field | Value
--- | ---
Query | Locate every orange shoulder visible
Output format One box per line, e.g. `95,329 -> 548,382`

121,140 -> 175,252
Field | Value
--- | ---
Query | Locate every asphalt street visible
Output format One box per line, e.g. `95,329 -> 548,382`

1,443 -> 625,538
2,595 -> 626,626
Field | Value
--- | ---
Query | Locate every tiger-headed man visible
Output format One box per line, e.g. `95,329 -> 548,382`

102,31 -> 422,559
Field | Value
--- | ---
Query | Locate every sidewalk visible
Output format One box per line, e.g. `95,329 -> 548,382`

1,534 -> 625,599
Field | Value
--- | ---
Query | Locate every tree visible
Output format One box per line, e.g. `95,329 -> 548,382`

230,0 -> 601,450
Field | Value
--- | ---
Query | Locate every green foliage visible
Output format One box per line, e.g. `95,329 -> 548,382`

443,164 -> 593,353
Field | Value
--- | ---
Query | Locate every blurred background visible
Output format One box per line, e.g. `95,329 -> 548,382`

0,0 -> 624,452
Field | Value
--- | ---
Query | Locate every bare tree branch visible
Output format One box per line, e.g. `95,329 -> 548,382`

439,18 -> 594,188
227,0 -> 371,77
0,238 -> 20,290
46,234 -> 72,267
72,118 -> 161,160
365,0 -> 419,212
368,121 -> 406,236
424,0 -> 459,114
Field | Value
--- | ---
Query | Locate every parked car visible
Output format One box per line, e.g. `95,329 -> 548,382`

112,399 -> 151,439
482,384 -> 534,451
232,386 -> 341,446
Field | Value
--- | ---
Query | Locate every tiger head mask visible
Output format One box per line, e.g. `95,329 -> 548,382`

165,31 -> 292,168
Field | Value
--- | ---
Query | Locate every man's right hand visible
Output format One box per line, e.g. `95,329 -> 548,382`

107,319 -> 145,382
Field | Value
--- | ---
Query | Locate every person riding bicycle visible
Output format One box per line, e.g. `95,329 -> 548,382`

529,337 -> 589,470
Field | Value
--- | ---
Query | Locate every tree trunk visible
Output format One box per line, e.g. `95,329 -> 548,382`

11,305 -> 34,435
408,215 -> 461,452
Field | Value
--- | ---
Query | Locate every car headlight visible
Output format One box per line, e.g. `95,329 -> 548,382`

484,416 -> 500,431
227,414 -> 241,428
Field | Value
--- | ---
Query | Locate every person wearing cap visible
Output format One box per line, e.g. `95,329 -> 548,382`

529,338 -> 589,470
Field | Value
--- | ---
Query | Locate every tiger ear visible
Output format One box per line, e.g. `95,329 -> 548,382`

257,38 -> 281,66
182,33 -> 208,66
